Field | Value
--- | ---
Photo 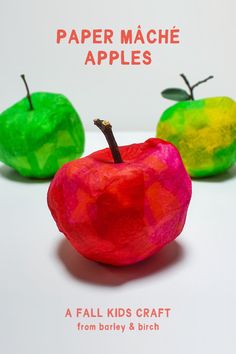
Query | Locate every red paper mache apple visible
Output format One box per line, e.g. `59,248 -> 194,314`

48,119 -> 192,266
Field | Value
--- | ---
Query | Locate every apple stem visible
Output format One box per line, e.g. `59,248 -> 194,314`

94,119 -> 123,163
21,74 -> 34,111
180,74 -> 214,100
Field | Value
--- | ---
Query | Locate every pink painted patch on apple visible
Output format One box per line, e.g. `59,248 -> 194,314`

48,120 -> 192,266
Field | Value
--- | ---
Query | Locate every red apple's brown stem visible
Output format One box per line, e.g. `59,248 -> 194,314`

94,119 -> 123,163
21,74 -> 34,111
180,74 -> 214,100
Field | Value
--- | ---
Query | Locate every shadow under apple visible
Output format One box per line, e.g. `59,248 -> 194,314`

192,165 -> 236,183
0,165 -> 51,184
56,237 -> 185,287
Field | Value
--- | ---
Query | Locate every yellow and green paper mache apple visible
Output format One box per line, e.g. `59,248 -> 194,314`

0,75 -> 85,178
157,74 -> 236,177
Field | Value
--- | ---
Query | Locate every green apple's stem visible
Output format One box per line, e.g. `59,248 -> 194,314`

21,74 -> 34,111
94,119 -> 123,163
180,74 -> 193,99
180,74 -> 214,100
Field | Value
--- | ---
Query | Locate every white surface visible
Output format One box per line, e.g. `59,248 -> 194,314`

0,131 -> 236,354
0,0 -> 236,131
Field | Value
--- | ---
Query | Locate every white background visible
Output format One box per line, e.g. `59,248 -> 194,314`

0,1 -> 236,353
0,0 -> 236,131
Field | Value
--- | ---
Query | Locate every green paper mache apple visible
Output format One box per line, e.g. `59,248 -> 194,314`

0,75 -> 85,178
157,74 -> 236,177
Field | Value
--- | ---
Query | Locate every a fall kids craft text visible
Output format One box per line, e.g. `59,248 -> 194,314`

65,307 -> 172,333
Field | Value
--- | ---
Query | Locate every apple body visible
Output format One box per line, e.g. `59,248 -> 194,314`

0,92 -> 85,178
48,138 -> 192,266
157,97 -> 236,177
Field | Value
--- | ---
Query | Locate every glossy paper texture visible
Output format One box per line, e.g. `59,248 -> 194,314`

0,92 -> 85,178
157,97 -> 236,177
48,138 -> 192,266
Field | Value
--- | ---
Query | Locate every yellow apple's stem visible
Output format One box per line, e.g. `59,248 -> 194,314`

180,74 -> 214,100
180,74 -> 194,99
21,74 -> 34,111
94,119 -> 123,163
